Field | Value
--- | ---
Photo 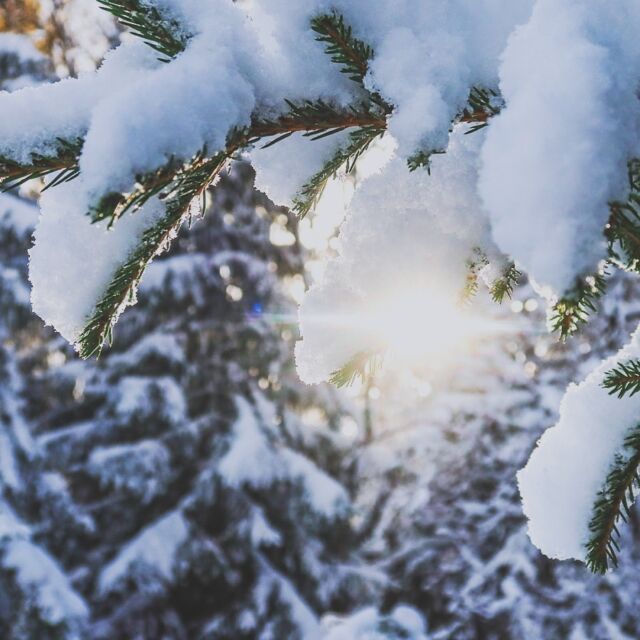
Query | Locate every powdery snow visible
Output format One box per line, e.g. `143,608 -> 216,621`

480,0 -> 640,293
0,0 -> 535,346
3,538 -> 88,624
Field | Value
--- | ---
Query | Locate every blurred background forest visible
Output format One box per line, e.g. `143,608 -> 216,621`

2,2 -> 640,639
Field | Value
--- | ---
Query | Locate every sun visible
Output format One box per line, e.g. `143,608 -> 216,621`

359,284 -> 497,367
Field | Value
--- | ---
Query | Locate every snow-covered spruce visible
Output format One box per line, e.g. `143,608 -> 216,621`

518,327 -> 640,572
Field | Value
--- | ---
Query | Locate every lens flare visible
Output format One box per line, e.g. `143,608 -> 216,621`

354,284 -> 502,369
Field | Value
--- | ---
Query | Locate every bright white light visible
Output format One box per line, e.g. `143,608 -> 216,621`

358,285 -> 498,367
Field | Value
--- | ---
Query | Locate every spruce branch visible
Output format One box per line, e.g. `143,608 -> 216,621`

97,0 -> 189,62
607,160 -> 640,271
603,360 -> 640,399
329,351 -> 382,388
91,99 -> 389,226
311,12 -> 374,85
586,424 -> 640,574
0,137 -> 82,192
23,11 -> 515,363
77,151 -> 228,358
249,99 -> 388,142
549,268 -> 608,340
407,149 -> 446,173
90,154 -> 192,226
292,125 -> 385,218
462,86 -> 502,134
490,263 -> 521,304
74,94 -> 395,357
407,86 -> 502,173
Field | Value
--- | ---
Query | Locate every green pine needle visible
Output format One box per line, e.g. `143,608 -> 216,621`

603,359 -> 640,399
329,351 -> 382,388
0,137 -> 82,192
549,268 -> 608,340
462,86 -> 502,134
586,423 -> 640,574
97,0 -> 189,62
78,151 -> 228,358
407,149 -> 446,173
292,125 -> 385,218
490,263 -> 521,304
607,160 -> 640,271
311,12 -> 374,85
90,154 -> 190,226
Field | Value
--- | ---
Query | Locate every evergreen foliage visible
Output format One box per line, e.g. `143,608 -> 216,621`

607,160 -> 640,271
461,86 -> 502,134
97,0 -> 189,62
603,359 -> 640,398
549,269 -> 608,340
79,152 -> 229,358
292,125 -> 385,218
0,138 -> 81,193
490,262 -> 521,304
586,424 -> 640,573
329,351 -> 382,389
310,12 -> 374,85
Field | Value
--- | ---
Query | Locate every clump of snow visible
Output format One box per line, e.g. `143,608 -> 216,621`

88,440 -> 172,503
219,398 -> 349,518
337,0 -> 532,157
480,0 -> 640,293
3,538 -> 88,624
78,9 -> 255,203
29,183 -> 168,344
98,510 -> 188,592
114,375 -> 186,425
518,326 -> 640,561
321,605 -> 428,640
0,40 -> 154,165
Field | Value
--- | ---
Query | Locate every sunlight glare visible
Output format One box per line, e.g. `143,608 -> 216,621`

360,285 -> 498,367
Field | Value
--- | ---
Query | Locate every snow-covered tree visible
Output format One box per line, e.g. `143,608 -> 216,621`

0,27 -> 90,640
4,0 -> 640,585
23,162 -> 380,639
